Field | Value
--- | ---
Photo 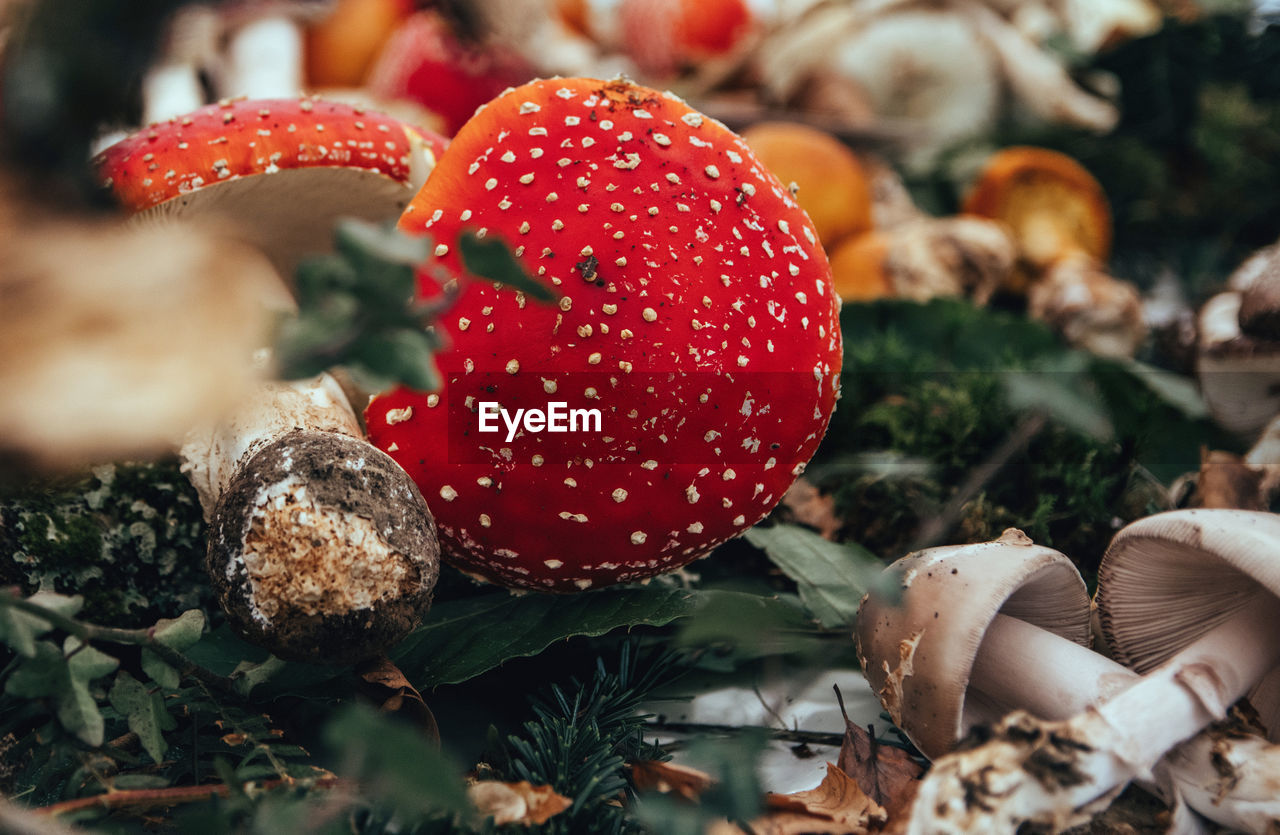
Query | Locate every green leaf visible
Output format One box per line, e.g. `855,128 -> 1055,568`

458,231 -> 557,302
324,704 -> 469,818
5,640 -> 69,698
109,672 -> 176,763
8,638 -> 119,746
230,655 -> 290,697
1003,357 -> 1114,441
1109,357 -> 1209,420
0,592 -> 83,657
334,217 -> 431,271
346,328 -> 440,393
62,637 -> 119,746
674,589 -> 815,654
141,609 -> 205,689
745,524 -> 882,628
392,586 -> 699,686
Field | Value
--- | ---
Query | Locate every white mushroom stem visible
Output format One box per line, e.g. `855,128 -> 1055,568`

181,370 -> 360,520
219,12 -> 303,99
968,614 -> 1134,720
968,613 -> 1280,831
142,64 -> 206,125
142,4 -> 221,124
910,592 -> 1280,833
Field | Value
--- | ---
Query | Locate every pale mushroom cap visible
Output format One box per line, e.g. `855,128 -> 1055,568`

855,529 -> 1091,760
1096,509 -> 1280,678
1197,291 -> 1280,436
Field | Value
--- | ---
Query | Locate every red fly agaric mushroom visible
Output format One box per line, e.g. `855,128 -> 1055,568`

856,527 -> 1280,830
367,76 -> 842,591
617,0 -> 754,78
366,11 -> 536,136
93,97 -> 440,277
911,510 -> 1280,833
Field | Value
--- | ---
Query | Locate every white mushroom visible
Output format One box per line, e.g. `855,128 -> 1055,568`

908,510 -> 1280,832
1197,249 -> 1280,437
856,527 -> 1280,831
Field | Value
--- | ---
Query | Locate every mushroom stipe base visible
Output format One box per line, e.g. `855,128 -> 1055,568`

208,429 -> 439,664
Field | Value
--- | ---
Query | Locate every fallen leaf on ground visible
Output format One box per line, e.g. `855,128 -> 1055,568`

1191,448 -> 1265,509
631,760 -> 717,801
467,780 -> 572,825
721,763 -> 887,835
835,688 -> 923,820
780,478 -> 841,540
355,656 -> 439,743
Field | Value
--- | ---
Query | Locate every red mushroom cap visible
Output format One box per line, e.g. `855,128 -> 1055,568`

366,11 -> 537,136
93,97 -> 444,274
619,0 -> 754,78
366,77 -> 841,591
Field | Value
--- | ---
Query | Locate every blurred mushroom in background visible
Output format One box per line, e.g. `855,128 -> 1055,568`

0,186 -> 280,474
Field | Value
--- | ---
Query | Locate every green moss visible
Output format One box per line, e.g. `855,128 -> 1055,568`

812,299 -> 1221,574
0,459 -> 212,626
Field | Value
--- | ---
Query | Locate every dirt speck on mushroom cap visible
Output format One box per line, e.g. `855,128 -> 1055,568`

367,77 -> 841,591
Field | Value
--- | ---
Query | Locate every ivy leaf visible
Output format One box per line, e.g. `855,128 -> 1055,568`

7,637 -> 119,746
325,704 -> 470,818
0,592 -> 83,658
458,231 -> 557,302
231,655 -> 290,697
141,609 -> 205,689
277,219 -> 438,388
345,328 -> 441,393
391,586 -> 698,687
109,671 -> 176,763
745,524 -> 882,629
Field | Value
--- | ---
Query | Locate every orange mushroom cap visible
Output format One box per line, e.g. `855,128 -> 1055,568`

828,230 -> 892,302
962,146 -> 1112,272
741,121 -> 873,251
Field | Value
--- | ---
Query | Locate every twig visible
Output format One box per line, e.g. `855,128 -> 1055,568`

751,685 -> 793,733
0,796 -> 82,835
644,720 -> 845,748
35,776 -> 349,818
0,590 -> 240,697
906,412 -> 1049,553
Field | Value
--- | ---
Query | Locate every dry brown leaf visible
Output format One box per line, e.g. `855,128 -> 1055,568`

355,656 -> 440,743
631,760 -> 716,801
467,780 -> 572,826
835,689 -> 923,821
1191,448 -> 1266,510
751,763 -> 886,835
780,477 -> 841,540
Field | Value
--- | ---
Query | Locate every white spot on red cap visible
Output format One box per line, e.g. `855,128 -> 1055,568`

385,407 -> 413,425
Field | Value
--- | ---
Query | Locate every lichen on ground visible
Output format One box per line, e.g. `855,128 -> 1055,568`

0,458 -> 213,626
